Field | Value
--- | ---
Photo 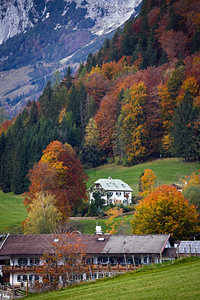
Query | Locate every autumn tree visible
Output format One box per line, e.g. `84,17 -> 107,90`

139,169 -> 157,198
85,72 -> 110,105
182,171 -> 200,212
24,141 -> 88,218
131,185 -> 199,240
23,192 -> 62,234
95,91 -> 119,156
36,234 -> 86,290
120,81 -> 149,164
80,118 -> 103,168
105,207 -> 124,234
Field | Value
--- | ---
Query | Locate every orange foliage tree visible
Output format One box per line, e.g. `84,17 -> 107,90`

36,234 -> 86,290
0,120 -> 13,136
139,169 -> 157,198
24,141 -> 88,218
101,61 -> 121,80
131,185 -> 199,240
95,91 -> 119,155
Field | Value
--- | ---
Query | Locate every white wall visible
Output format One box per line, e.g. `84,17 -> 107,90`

90,190 -> 132,206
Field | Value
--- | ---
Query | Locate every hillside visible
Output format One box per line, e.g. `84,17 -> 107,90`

0,0 -> 200,197
0,0 -> 142,117
25,257 -> 200,299
1,159 -> 200,234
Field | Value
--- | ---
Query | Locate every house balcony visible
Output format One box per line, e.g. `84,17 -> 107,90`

2,263 -> 142,275
83,263 -> 142,273
2,265 -> 38,273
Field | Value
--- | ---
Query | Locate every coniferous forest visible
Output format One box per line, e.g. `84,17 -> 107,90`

0,0 -> 200,195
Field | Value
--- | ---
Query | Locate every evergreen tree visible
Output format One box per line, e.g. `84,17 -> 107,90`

67,84 -> 80,127
191,27 -> 200,54
86,53 -> 94,73
78,82 -> 87,129
171,90 -> 198,159
38,81 -> 53,115
29,101 -> 38,125
64,66 -> 73,90
167,67 -> 185,99
0,131 -> 12,193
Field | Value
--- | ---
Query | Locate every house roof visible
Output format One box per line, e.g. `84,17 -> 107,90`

95,178 -> 133,192
0,234 -> 172,256
102,235 -> 171,254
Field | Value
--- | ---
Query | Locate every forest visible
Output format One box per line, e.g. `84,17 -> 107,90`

0,0 -> 200,199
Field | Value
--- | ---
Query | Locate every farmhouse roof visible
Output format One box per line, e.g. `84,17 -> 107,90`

95,178 -> 133,192
102,235 -> 171,254
0,234 -> 172,256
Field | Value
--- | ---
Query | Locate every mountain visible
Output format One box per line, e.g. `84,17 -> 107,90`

0,0 -> 142,117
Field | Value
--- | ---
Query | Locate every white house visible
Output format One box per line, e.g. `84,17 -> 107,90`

89,177 -> 133,205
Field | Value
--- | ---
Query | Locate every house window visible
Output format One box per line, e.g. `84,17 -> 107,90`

23,275 -> 27,282
143,256 -> 148,264
29,275 -> 34,282
35,275 -> 39,281
17,275 -> 21,282
116,192 -> 121,196
18,258 -> 28,266
134,257 -> 142,265
30,258 -> 39,265
102,257 -> 108,264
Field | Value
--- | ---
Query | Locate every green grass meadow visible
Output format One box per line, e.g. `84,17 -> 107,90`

0,192 -> 27,233
86,158 -> 200,192
1,159 -> 200,233
73,214 -> 133,235
26,257 -> 200,300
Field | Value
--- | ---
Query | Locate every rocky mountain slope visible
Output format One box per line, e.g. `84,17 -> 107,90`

0,0 -> 142,117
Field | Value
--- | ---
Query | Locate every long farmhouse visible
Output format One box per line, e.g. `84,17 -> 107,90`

0,232 -> 176,288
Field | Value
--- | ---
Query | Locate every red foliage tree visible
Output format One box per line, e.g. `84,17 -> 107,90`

24,141 -> 88,218
85,72 -> 110,105
159,30 -> 188,61
36,233 -> 86,290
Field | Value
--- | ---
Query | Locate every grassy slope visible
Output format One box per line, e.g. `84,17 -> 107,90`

0,192 -> 27,233
1,159 -> 200,233
26,258 -> 200,300
86,158 -> 200,192
74,214 -> 133,234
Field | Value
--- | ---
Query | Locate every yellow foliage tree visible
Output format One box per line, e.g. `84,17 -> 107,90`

23,192 -> 62,234
158,83 -> 176,134
131,185 -> 199,240
139,169 -> 157,198
183,170 -> 200,189
83,117 -> 99,148
121,81 -> 148,163
105,207 -> 123,234
178,76 -> 199,103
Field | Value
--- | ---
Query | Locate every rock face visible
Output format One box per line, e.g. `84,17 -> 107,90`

0,0 -> 34,44
0,0 -> 142,44
0,0 -> 142,117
